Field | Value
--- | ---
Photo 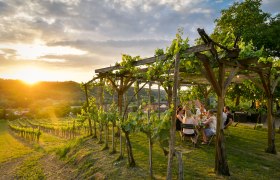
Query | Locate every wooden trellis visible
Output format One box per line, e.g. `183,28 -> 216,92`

88,28 -> 278,178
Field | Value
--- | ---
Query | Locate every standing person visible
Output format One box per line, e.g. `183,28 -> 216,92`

176,106 -> 184,131
224,106 -> 234,129
201,110 -> 216,144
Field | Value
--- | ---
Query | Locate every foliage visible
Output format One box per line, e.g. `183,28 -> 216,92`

106,103 -> 119,125
226,82 -> 263,103
121,112 -> 138,132
116,54 -> 142,78
9,123 -> 42,142
152,108 -> 172,149
214,0 -> 279,57
147,28 -> 191,91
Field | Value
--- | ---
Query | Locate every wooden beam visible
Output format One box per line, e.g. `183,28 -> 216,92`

224,67 -> 239,90
259,71 -> 271,96
95,55 -> 165,73
95,44 -> 211,74
195,52 -> 222,96
84,76 -> 100,85
183,44 -> 211,54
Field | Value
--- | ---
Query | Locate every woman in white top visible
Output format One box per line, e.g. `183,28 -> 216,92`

182,110 -> 198,144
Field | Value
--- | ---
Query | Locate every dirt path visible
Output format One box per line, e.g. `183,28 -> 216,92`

39,154 -> 76,179
0,155 -> 29,180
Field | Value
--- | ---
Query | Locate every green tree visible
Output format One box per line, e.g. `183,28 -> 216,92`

214,0 -> 279,56
213,0 -> 280,154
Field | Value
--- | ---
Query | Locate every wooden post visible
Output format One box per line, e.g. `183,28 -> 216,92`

112,90 -> 116,153
148,81 -> 153,178
215,62 -> 230,176
167,53 -> 180,180
98,79 -> 104,144
136,80 -> 140,109
266,95 -> 276,154
176,151 -> 184,180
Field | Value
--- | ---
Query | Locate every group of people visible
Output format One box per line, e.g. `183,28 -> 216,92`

176,103 -> 234,145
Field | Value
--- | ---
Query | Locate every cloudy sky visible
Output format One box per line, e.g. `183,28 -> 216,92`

0,0 -> 279,84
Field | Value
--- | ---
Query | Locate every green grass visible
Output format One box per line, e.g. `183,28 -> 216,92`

3,117 -> 280,179
15,152 -> 45,179
0,120 -> 32,163
55,123 -> 280,179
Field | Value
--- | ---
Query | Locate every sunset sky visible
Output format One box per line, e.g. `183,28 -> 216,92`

0,0 -> 279,83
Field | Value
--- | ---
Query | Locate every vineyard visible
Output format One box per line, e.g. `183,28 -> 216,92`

1,29 -> 279,180
1,1 -> 280,179
1,116 -> 280,179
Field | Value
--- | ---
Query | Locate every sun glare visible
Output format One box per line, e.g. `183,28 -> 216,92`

17,67 -> 45,85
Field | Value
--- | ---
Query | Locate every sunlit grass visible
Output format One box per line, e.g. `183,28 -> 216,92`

0,120 -> 32,163
39,132 -> 69,152
15,152 -> 45,179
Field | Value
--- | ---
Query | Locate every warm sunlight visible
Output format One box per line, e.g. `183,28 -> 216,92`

16,66 -> 46,85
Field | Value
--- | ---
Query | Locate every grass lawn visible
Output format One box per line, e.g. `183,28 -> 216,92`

0,120 -> 32,163
58,122 -> 280,179
130,123 -> 280,179
3,117 -> 280,179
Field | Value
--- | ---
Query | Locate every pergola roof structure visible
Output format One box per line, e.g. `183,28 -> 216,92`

93,48 -> 262,87
89,28 -> 279,176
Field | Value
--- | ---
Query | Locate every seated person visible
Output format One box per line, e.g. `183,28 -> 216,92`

182,110 -> 198,144
176,106 -> 184,131
201,110 -> 216,144
223,106 -> 234,129
196,103 -> 207,120
222,111 -> 227,128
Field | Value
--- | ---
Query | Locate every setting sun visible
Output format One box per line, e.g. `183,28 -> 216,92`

17,66 -> 46,85
21,77 -> 39,85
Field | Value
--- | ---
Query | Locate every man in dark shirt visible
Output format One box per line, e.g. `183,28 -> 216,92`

224,106 -> 233,129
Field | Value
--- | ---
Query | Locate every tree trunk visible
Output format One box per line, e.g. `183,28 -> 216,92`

167,86 -> 172,108
98,122 -> 103,144
124,131 -> 136,167
235,95 -> 240,107
104,123 -> 109,149
215,95 -> 230,176
111,122 -> 116,153
251,100 -> 256,109
85,85 -> 93,136
167,53 -> 180,180
93,117 -> 97,138
265,96 -> 277,154
118,92 -> 124,159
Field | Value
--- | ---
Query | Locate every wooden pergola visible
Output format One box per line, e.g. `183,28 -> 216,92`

88,28 -> 277,178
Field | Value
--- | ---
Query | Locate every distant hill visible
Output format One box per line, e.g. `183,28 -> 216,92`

0,79 -> 84,108
0,79 -> 166,108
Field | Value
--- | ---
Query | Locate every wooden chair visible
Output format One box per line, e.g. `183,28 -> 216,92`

181,124 -> 197,146
207,133 -> 216,145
